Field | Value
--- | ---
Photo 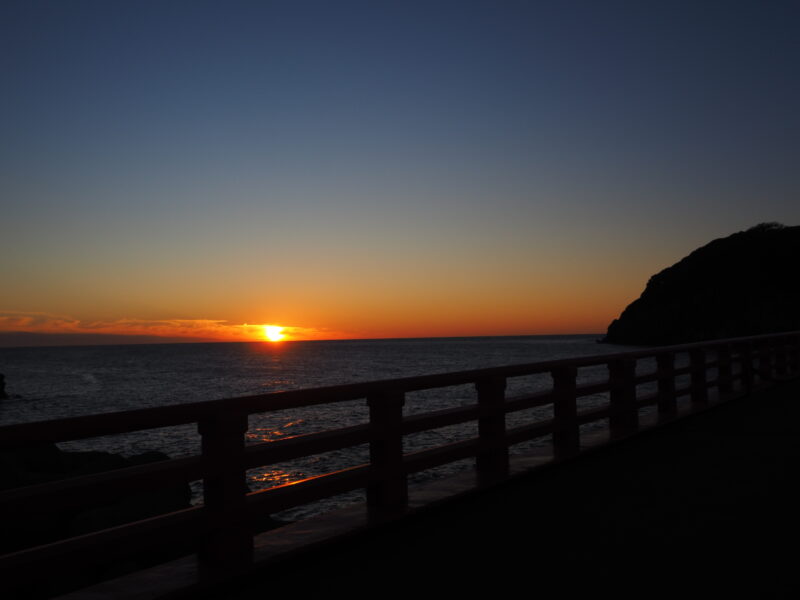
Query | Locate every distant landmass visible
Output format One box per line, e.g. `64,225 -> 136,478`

602,223 -> 800,345
0,331 -> 219,348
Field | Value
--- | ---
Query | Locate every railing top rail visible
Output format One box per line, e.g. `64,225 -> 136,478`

1,330 -> 797,445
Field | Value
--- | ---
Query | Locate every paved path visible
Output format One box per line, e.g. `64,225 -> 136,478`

223,379 -> 800,599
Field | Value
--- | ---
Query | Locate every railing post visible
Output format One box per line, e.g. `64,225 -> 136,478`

689,349 -> 708,405
475,376 -> 509,484
739,342 -> 754,394
656,352 -> 677,417
552,366 -> 579,458
198,414 -> 252,579
791,335 -> 800,375
775,338 -> 789,379
367,390 -> 407,517
758,340 -> 774,383
717,344 -> 733,397
609,359 -> 637,438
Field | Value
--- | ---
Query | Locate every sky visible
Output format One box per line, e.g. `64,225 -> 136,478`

2,0 -> 799,344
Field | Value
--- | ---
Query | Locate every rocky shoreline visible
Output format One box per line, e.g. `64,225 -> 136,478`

1,443 -> 192,598
2,438 -> 289,598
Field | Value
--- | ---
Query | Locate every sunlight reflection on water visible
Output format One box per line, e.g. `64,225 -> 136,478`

0,336 -> 639,519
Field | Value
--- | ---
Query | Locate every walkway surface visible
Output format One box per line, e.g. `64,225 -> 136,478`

219,378 -> 800,599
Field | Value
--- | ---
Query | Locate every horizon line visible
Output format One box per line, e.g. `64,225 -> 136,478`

0,330 -> 605,350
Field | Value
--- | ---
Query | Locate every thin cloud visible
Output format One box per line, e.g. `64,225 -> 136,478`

0,311 -> 350,342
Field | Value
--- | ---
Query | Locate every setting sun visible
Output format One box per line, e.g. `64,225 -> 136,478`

264,325 -> 285,342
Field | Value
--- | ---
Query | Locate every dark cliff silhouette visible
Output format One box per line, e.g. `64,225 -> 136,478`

602,223 -> 800,345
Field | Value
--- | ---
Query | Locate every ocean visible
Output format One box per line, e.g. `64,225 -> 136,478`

0,335 -> 638,520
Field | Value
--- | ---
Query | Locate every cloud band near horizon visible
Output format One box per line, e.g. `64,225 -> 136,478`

0,311 -> 338,342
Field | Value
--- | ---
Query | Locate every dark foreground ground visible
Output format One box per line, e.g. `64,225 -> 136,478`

220,378 -> 800,600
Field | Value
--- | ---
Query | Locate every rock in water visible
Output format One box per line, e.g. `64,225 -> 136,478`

1,444 -> 195,597
602,223 -> 800,345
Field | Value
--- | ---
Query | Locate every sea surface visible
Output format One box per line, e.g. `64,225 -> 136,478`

0,335 -> 641,520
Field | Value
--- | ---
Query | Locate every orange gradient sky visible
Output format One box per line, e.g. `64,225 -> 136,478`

2,2 -> 800,345
0,230 -> 739,343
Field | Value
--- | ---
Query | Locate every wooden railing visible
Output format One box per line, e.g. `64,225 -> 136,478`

1,331 -> 799,596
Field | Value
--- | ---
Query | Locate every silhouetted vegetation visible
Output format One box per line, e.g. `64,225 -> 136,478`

747,221 -> 786,232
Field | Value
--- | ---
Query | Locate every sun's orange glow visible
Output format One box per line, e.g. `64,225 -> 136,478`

264,325 -> 285,342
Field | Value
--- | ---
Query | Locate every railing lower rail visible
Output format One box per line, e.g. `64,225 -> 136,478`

1,330 -> 799,597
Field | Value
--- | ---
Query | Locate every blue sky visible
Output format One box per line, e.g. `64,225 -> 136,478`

2,1 -> 799,341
